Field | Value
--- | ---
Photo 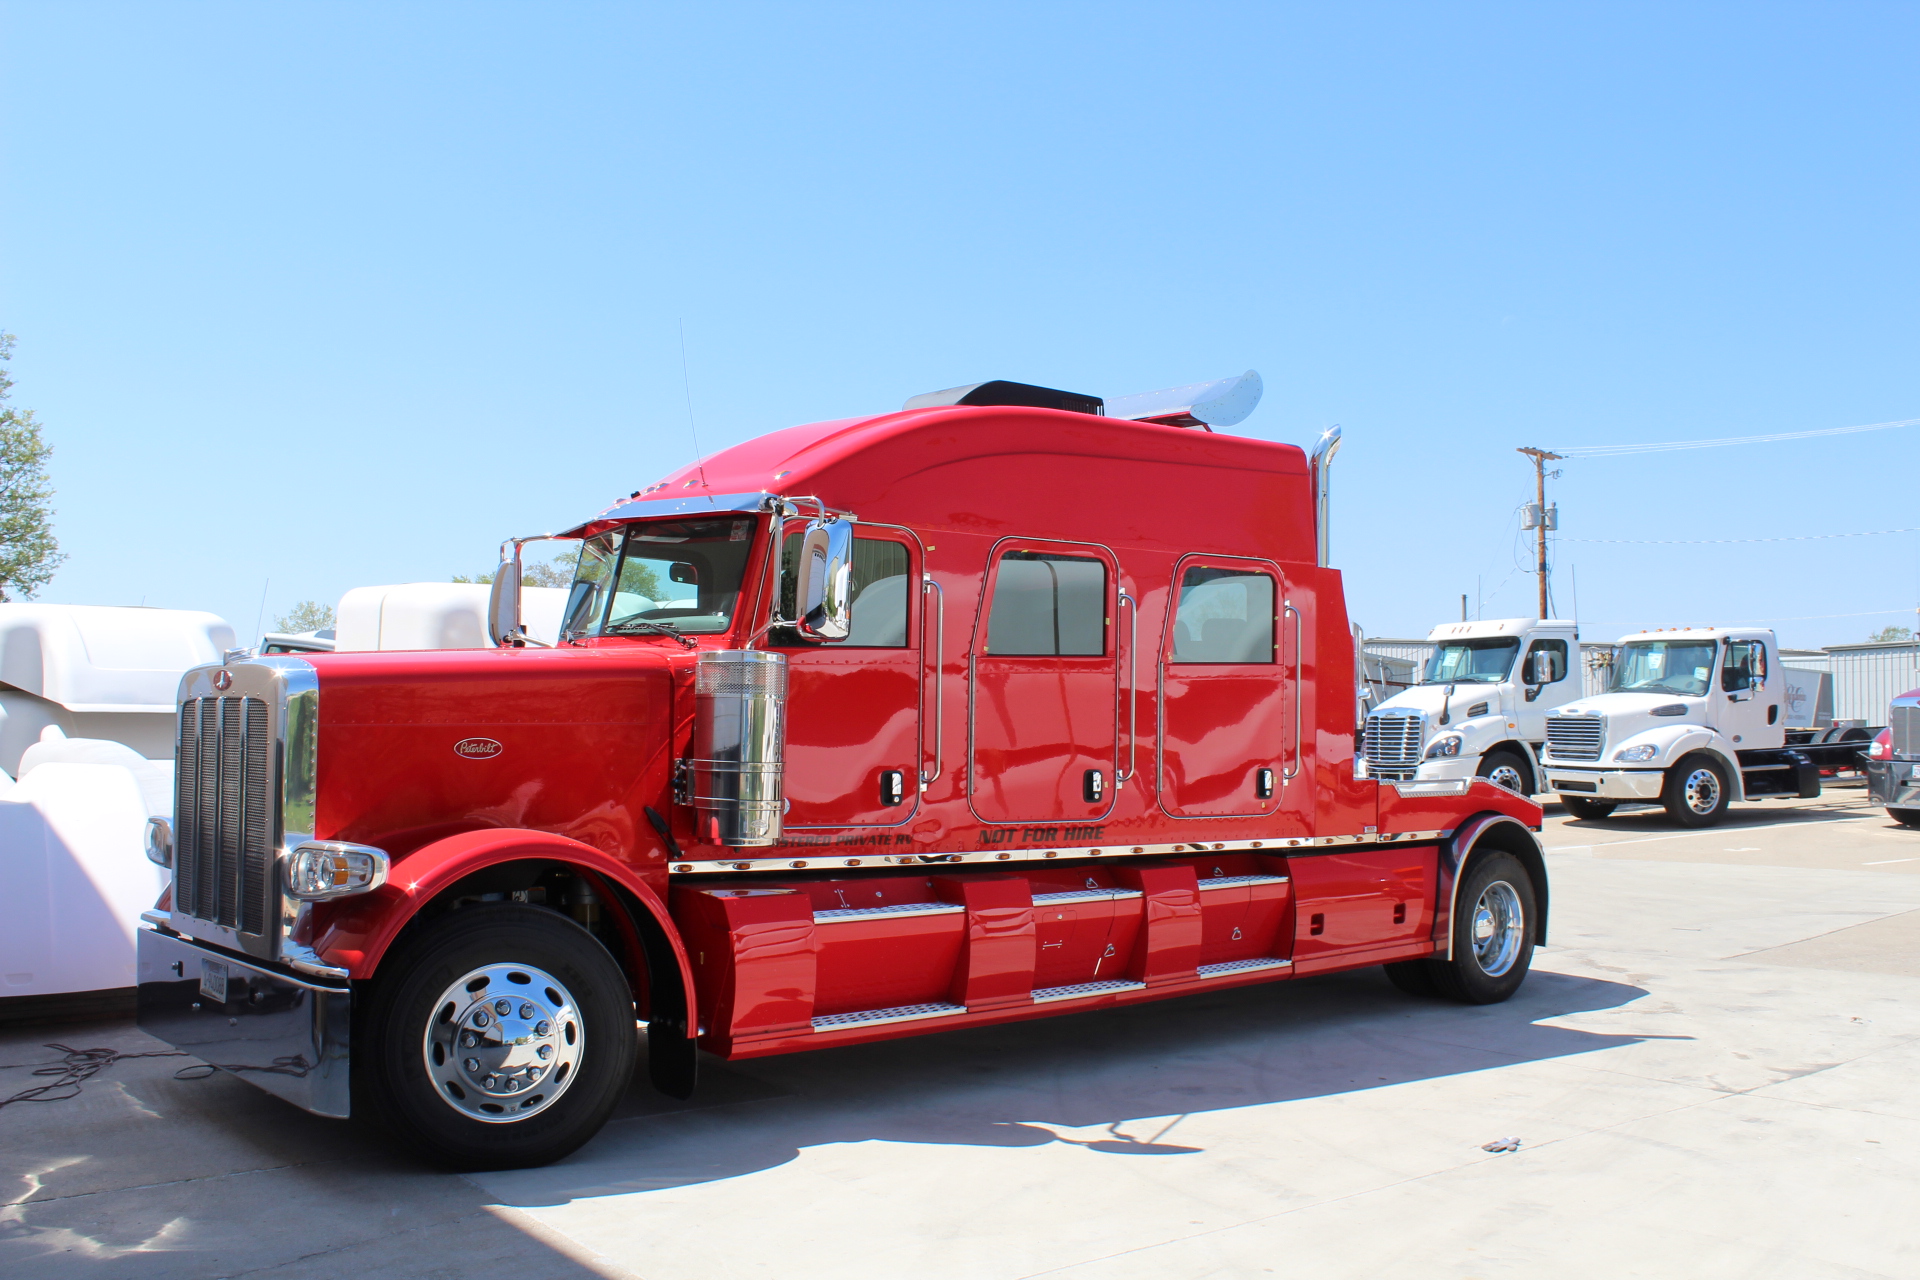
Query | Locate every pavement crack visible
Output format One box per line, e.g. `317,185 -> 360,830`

4,1160 -> 324,1208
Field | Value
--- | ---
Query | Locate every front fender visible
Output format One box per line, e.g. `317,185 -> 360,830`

1435,811 -> 1548,959
1612,726 -> 1742,799
308,829 -> 697,1036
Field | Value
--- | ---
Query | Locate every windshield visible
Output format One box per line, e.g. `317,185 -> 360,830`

1609,640 -> 1718,696
1422,637 -> 1520,684
561,516 -> 756,640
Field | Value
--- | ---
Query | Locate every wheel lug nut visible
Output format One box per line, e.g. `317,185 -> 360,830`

503,1078 -> 520,1091
519,1002 -> 535,1019
534,1020 -> 551,1036
483,1076 -> 498,1089
537,1044 -> 553,1060
473,1011 -> 489,1027
464,1058 -> 480,1074
494,999 -> 512,1016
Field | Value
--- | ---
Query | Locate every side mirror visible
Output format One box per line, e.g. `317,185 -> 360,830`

1528,649 -> 1555,684
794,517 -> 854,642
488,543 -> 523,647
669,562 -> 699,585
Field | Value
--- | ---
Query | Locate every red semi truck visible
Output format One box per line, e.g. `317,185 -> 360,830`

137,378 -> 1548,1169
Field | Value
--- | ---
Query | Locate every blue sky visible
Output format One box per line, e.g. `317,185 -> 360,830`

3,3 -> 1916,648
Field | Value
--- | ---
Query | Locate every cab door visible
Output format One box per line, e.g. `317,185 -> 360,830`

967,540 -> 1120,826
774,527 -> 924,828
1158,556 -> 1289,817
1719,636 -> 1778,747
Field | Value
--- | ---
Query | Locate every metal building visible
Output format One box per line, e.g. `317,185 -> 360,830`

1822,641 -> 1920,723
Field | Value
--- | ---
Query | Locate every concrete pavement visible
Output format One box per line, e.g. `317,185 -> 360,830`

5,784 -> 1917,1278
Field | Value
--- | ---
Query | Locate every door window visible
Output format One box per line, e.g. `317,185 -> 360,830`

1722,640 -> 1766,692
1171,566 -> 1275,663
985,552 -> 1106,656
779,532 -> 912,648
1523,638 -> 1569,683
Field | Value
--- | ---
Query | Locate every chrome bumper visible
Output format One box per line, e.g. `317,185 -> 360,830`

1544,767 -> 1665,801
136,927 -> 352,1118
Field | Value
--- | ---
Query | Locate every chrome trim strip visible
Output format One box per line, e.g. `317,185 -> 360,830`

813,902 -> 964,923
1116,590 -> 1137,784
920,573 -> 944,788
667,831 -> 1452,875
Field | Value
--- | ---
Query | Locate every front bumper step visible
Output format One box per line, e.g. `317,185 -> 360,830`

136,928 -> 353,1118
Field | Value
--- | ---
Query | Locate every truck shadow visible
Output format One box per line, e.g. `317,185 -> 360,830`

481,965 -> 1656,1206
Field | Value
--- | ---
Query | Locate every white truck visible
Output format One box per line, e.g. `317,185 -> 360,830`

1360,618 -> 1582,796
1538,627 -> 1868,827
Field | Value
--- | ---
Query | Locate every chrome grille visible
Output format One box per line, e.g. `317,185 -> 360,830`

174,695 -> 276,935
1894,704 -> 1920,758
1546,714 -> 1604,762
1363,712 -> 1424,780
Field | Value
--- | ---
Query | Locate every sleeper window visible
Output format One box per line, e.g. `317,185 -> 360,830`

1172,566 -> 1275,663
985,552 -> 1106,656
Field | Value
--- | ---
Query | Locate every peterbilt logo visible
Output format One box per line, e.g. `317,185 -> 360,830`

212,670 -> 233,690
454,737 -> 504,759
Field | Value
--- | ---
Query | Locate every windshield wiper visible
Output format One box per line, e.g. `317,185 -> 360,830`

608,619 -> 697,648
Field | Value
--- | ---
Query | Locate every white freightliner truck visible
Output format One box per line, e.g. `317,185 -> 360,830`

1360,618 -> 1582,796
1538,627 -> 1868,827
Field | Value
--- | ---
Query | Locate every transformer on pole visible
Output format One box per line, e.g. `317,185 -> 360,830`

1516,447 -> 1564,620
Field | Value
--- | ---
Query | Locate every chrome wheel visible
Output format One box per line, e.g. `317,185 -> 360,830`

1486,764 -> 1526,793
1682,766 -> 1722,816
1469,880 -> 1525,977
423,962 -> 583,1123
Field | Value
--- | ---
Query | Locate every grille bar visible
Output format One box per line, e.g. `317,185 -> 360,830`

173,695 -> 276,934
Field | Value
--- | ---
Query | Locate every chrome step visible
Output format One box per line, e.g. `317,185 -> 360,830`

1031,888 -> 1144,905
1031,979 -> 1147,1004
813,902 -> 964,923
1196,874 -> 1290,891
811,1002 -> 967,1031
1196,957 -> 1292,978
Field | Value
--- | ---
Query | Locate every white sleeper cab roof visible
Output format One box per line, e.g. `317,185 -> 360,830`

335,583 -> 568,651
0,604 -> 235,711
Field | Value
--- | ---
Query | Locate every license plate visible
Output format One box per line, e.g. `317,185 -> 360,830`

199,958 -> 229,1004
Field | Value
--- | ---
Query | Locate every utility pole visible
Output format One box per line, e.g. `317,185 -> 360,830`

1517,447 -> 1563,620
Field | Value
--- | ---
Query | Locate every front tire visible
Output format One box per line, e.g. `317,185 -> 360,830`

1478,750 -> 1533,795
356,903 -> 637,1170
1663,754 -> 1730,828
1560,796 -> 1618,820
1890,808 -> 1920,829
1384,851 -> 1537,1005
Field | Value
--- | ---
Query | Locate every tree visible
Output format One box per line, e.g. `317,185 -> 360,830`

1869,624 -> 1914,643
0,333 -> 63,600
276,601 -> 336,634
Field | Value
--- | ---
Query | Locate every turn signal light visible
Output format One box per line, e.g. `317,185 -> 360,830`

285,841 -> 391,901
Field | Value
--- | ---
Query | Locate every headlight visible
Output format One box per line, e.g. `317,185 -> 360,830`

1615,744 -> 1659,762
285,841 -> 391,901
1425,734 -> 1463,759
145,816 -> 173,868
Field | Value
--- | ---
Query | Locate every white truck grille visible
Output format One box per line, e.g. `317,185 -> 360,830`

1363,711 -> 1424,781
1546,714 -> 1604,762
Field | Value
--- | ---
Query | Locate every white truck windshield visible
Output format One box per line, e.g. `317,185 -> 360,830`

561,516 -> 756,639
1423,638 -> 1519,684
1609,640 -> 1717,697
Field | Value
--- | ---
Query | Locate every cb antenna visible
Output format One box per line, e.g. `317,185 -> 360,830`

679,319 -> 709,489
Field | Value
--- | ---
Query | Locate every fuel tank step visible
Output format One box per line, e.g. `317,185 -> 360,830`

810,1002 -> 967,1032
1195,957 -> 1292,977
1031,979 -> 1148,1004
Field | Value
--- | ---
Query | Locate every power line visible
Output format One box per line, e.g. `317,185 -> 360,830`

1555,415 -> 1920,457
1561,527 -> 1920,546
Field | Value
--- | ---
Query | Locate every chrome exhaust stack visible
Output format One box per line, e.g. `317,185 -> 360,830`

692,650 -> 789,846
1310,425 -> 1342,568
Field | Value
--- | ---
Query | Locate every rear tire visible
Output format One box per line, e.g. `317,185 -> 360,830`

1478,750 -> 1533,795
1662,754 -> 1730,828
1383,851 -> 1537,1005
356,903 -> 636,1171
1561,796 -> 1618,820
1890,808 -> 1920,829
